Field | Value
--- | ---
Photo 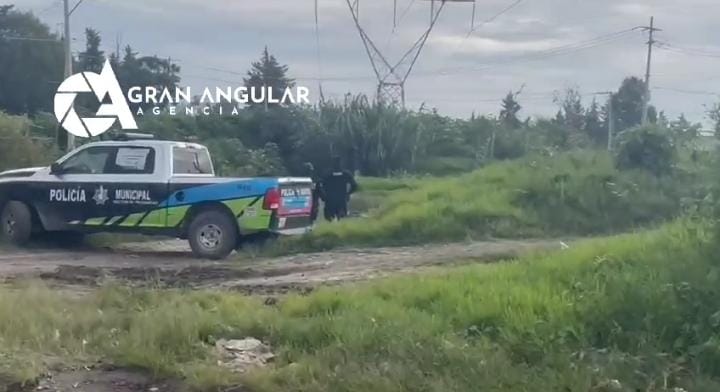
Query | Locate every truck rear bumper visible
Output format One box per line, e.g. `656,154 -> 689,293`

273,227 -> 313,236
271,214 -> 313,236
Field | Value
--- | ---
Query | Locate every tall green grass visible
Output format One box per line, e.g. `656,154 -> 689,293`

2,221 -> 720,391
279,151 -> 694,254
349,176 -> 423,214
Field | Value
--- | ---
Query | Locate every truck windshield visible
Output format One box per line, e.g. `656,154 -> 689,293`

173,146 -> 214,175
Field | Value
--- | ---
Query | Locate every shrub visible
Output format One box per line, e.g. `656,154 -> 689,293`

0,112 -> 57,171
615,126 -> 675,176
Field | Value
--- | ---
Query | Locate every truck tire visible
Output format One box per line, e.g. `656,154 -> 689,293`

187,209 -> 238,260
1,201 -> 33,246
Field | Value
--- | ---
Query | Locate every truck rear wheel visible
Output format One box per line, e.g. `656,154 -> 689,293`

1,201 -> 33,246
187,210 -> 238,260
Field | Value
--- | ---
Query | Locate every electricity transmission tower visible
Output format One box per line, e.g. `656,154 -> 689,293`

344,0 -> 475,107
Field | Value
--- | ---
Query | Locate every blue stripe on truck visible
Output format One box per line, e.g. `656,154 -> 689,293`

160,179 -> 279,208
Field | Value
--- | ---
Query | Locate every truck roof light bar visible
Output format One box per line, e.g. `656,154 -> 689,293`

113,132 -> 156,141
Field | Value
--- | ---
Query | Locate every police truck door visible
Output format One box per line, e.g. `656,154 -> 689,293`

37,145 -> 115,229
37,144 -> 166,230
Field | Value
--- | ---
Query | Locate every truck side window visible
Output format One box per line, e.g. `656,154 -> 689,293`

106,147 -> 156,174
58,146 -> 113,174
173,147 -> 213,175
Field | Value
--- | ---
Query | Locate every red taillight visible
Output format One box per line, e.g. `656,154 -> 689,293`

263,187 -> 281,210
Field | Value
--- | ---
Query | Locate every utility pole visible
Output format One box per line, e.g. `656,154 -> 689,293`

641,16 -> 660,126
62,0 -> 74,151
60,0 -> 84,151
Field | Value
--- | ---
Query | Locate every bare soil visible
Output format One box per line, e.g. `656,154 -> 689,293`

0,238 -> 563,294
32,367 -> 179,392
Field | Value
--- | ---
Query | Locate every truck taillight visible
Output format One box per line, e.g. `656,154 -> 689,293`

263,187 -> 281,210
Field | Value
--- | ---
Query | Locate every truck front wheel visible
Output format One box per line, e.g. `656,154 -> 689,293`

187,210 -> 238,260
1,201 -> 33,246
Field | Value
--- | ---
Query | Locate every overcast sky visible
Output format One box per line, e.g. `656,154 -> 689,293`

18,0 -> 720,127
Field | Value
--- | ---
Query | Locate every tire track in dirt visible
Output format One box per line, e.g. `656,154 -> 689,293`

0,239 -> 564,294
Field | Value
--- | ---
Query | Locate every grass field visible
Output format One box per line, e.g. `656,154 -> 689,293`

270,151 -> 700,255
349,176 -> 424,214
2,220 -> 719,391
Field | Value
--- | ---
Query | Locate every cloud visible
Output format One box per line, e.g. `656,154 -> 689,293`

431,35 -> 573,54
16,0 -> 720,126
612,3 -> 654,17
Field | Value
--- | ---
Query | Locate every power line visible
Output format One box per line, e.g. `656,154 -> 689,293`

395,0 -> 417,28
0,35 -> 61,43
56,29 -> 648,89
156,27 -> 645,85
416,90 -> 601,103
450,0 -> 526,55
656,41 -> 720,59
176,28 -> 641,83
187,64 -> 372,82
654,86 -> 719,96
468,0 -> 525,35
182,74 -> 242,85
68,0 -> 85,15
421,27 -> 640,77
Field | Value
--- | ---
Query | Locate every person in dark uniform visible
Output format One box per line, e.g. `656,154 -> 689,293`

302,162 -> 321,223
320,156 -> 358,221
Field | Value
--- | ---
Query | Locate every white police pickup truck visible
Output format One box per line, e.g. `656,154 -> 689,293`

0,135 -> 314,259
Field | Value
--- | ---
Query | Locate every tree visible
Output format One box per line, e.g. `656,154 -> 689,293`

78,28 -> 104,73
555,87 -> 585,131
71,28 -> 108,116
611,77 -> 657,131
499,91 -> 521,129
657,110 -> 670,128
709,102 -> 720,136
615,125 -> 675,176
460,115 -> 495,164
584,98 -> 605,146
244,47 -> 294,108
121,44 -> 137,66
647,105 -> 658,124
0,6 -> 63,114
669,114 -> 702,146
116,45 -> 181,112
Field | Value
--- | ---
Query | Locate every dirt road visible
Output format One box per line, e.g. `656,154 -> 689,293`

0,239 -> 563,294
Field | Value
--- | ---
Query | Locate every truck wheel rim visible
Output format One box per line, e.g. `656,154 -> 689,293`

198,224 -> 222,250
4,212 -> 15,236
